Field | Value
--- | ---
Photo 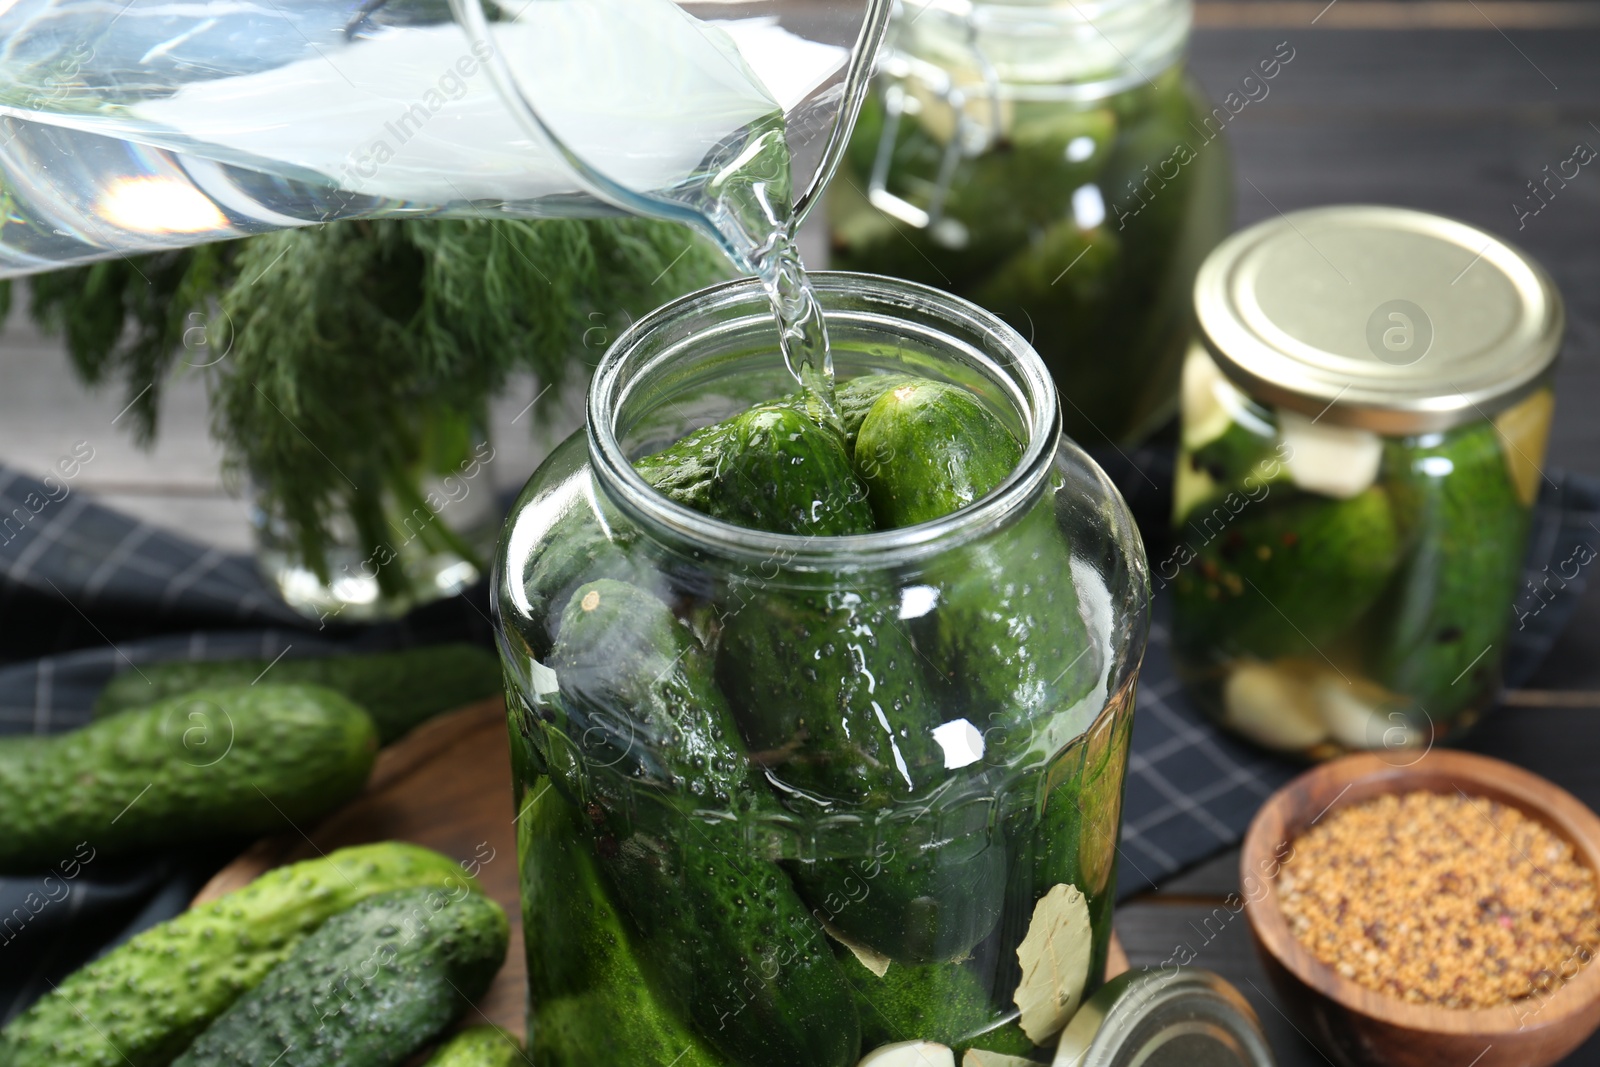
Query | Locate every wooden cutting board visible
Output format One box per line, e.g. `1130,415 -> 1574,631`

194,698 -> 1129,1041
192,698 -> 527,1032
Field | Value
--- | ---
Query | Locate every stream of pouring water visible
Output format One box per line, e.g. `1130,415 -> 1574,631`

750,228 -> 839,418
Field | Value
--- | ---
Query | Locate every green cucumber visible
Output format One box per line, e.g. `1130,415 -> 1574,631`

854,379 -> 1022,528
833,373 -> 917,450
852,382 -> 1100,749
925,500 -> 1101,759
846,958 -> 1034,1056
92,644 -> 500,742
172,887 -> 508,1067
633,375 -> 903,510
826,97 -> 1001,292
999,699 -> 1132,1005
831,93 -> 1116,294
790,797 -> 1007,966
520,487 -> 670,662
1185,420 -> 1283,494
422,1027 -> 523,1067
969,218 -> 1120,358
637,402 -> 872,535
517,773 -> 721,1067
706,382 -> 1005,964
1373,423 -> 1530,717
1174,421 -> 1289,525
595,814 -> 858,1067
0,684 -> 376,871
634,417 -> 740,517
547,579 -> 747,809
549,579 -> 860,1067
1172,486 -> 1403,663
716,584 -> 943,806
0,843 -> 478,1067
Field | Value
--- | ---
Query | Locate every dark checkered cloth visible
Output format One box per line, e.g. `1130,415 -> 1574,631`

0,460 -> 1593,1023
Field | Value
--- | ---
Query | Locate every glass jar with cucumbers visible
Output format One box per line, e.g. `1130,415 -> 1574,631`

493,273 -> 1149,1067
827,0 -> 1237,443
1172,206 -> 1563,758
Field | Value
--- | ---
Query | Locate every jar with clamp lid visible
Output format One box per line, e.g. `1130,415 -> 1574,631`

828,0 -> 1238,443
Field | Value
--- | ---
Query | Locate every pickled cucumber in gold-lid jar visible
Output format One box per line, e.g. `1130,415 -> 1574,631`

1171,205 -> 1563,759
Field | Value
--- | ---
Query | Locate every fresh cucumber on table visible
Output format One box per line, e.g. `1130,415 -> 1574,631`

0,842 -> 478,1067
549,578 -> 861,1067
92,644 -> 501,742
172,887 -> 508,1067
0,684 -> 375,871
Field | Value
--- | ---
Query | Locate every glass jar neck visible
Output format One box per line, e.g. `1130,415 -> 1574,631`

889,0 -> 1190,98
585,273 -> 1061,573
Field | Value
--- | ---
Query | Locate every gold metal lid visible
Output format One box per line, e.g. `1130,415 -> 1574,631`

1193,205 -> 1563,434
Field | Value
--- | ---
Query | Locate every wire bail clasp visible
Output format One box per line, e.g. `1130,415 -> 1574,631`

866,0 -> 1003,245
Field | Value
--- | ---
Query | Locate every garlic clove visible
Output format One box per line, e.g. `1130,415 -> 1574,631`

1222,661 -> 1327,751
1278,410 -> 1383,499
859,1040 -> 957,1067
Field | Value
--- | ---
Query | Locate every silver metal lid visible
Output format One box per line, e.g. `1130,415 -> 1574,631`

1052,970 -> 1276,1067
1193,205 -> 1564,434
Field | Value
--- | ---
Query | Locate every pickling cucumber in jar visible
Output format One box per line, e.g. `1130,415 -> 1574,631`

828,0 -> 1234,444
1175,206 -> 1563,757
494,275 -> 1150,1066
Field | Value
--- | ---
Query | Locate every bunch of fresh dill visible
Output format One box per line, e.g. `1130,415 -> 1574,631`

20,217 -> 729,598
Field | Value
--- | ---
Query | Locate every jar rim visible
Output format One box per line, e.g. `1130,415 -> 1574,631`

889,0 -> 1190,95
586,271 -> 1064,570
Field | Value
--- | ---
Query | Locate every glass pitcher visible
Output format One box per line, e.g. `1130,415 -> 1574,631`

0,0 -> 889,277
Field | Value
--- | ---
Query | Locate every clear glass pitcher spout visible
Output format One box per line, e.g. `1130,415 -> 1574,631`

0,0 -> 889,277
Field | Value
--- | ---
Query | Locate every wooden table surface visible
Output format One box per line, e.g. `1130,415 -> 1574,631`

1123,5 -> 1600,1065
2,2 -> 1598,1064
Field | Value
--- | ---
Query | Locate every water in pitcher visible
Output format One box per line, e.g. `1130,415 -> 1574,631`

0,0 -> 879,397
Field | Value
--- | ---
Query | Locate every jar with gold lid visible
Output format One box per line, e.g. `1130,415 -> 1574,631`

1170,205 -> 1563,757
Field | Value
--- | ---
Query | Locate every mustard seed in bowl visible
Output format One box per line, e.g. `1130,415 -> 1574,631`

1277,790 -> 1600,1009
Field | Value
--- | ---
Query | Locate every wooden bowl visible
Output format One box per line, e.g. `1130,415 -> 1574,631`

1242,750 -> 1600,1067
